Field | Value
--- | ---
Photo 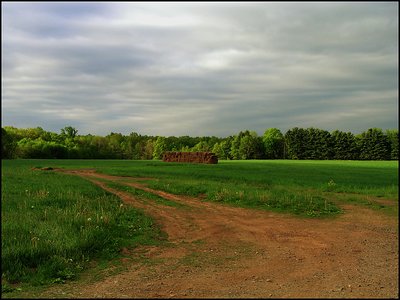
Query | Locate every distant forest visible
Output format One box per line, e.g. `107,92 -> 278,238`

1,126 -> 398,160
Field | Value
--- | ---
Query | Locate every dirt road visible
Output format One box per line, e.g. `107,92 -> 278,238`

43,169 -> 398,298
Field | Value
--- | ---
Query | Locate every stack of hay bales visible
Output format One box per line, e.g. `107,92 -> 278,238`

162,152 -> 218,164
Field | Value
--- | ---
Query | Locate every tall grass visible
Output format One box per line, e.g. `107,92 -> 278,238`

1,160 -> 164,288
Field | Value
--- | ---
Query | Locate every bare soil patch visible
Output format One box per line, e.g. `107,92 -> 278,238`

41,169 -> 398,298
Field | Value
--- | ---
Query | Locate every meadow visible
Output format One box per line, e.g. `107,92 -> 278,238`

1,160 -> 166,291
1,159 -> 398,293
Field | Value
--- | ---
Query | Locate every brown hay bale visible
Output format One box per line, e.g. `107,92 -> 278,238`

162,151 -> 218,164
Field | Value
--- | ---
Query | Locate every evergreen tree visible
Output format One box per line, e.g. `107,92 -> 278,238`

357,128 -> 390,160
305,128 -> 332,160
386,129 -> 399,160
331,130 -> 359,160
3,125 -> 397,161
284,127 -> 307,159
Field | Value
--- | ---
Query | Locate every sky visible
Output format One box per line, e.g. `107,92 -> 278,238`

1,2 -> 398,137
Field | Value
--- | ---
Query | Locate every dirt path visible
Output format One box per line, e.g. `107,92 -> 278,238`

42,169 -> 398,298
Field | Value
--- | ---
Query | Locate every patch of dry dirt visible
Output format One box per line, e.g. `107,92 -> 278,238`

41,169 -> 398,298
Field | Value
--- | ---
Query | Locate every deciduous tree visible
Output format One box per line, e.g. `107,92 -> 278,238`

263,128 -> 284,159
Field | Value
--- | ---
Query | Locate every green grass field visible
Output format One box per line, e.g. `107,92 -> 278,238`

2,159 -> 398,293
1,160 -> 166,292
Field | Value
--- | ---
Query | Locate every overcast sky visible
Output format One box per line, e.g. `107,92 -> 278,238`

2,2 -> 398,137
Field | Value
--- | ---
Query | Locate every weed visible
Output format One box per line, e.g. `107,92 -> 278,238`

327,179 -> 337,191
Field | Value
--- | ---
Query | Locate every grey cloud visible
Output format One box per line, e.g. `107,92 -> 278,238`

1,2 -> 398,136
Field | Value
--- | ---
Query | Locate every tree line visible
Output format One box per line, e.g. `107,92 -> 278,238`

1,126 -> 398,160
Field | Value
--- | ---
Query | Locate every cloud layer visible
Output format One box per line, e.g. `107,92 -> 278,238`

2,2 -> 398,136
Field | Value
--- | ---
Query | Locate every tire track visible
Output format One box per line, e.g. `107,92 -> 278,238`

47,168 -> 398,299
